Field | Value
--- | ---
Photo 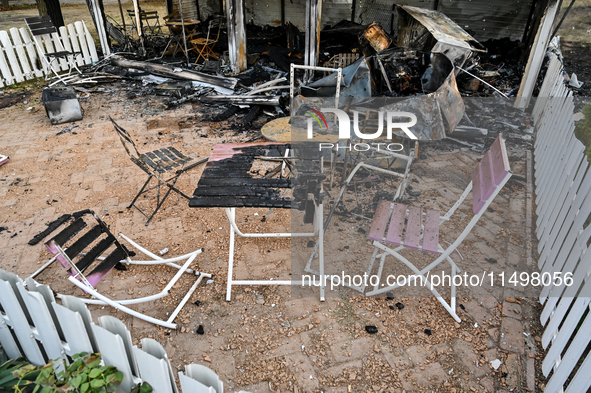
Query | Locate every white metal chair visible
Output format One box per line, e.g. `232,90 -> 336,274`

361,136 -> 512,322
30,210 -> 211,329
25,16 -> 82,84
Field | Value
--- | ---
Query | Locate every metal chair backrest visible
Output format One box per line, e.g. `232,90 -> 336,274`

25,16 -> 58,37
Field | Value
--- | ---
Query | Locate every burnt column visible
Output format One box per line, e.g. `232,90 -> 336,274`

304,0 -> 322,81
225,0 -> 247,73
44,0 -> 65,28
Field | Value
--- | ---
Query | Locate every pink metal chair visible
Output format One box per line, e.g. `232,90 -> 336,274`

361,136 -> 512,322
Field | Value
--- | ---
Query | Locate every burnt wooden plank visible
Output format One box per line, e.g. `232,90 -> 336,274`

200,169 -> 256,178
65,225 -> 102,260
85,248 -> 126,286
75,234 -> 116,273
189,196 -> 291,208
192,187 -> 283,197
50,218 -> 87,247
196,178 -> 291,188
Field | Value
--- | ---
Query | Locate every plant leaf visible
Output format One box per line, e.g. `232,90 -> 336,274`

90,378 -> 105,388
88,369 -> 102,379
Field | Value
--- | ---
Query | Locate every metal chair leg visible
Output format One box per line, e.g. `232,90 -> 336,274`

129,175 -> 153,209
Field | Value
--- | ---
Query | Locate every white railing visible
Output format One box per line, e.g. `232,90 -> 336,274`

0,20 -> 98,87
0,268 -> 242,393
532,53 -> 591,393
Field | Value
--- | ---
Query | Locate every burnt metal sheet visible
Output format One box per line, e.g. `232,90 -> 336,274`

352,54 -> 464,141
397,5 -> 486,68
303,56 -> 371,104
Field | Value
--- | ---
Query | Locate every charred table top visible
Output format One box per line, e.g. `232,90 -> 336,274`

189,142 -> 324,210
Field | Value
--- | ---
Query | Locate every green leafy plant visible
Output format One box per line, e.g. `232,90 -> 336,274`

0,358 -> 41,393
0,352 -> 140,393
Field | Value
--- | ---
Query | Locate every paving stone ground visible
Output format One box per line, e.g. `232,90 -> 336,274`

0,89 -> 545,392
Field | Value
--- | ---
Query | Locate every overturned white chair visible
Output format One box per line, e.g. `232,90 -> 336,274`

30,210 -> 210,329
361,136 -> 512,322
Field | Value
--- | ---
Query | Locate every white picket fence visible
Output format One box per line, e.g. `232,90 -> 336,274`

0,20 -> 98,88
532,53 -> 591,393
0,268 -> 238,393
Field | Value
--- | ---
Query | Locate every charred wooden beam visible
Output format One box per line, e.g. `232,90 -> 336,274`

110,57 -> 238,89
200,95 -> 281,106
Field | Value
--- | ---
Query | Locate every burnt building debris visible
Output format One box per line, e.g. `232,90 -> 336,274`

41,0 -> 562,144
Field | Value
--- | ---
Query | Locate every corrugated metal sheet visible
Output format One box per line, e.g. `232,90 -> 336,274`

243,0 -> 353,29
229,0 -> 532,41
438,0 -> 534,41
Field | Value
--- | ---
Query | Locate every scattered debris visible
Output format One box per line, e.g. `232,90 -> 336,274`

490,359 -> 502,370
196,325 -> 205,335
0,154 -> 9,166
365,325 -> 378,334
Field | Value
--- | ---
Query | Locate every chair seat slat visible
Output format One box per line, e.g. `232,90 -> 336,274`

65,225 -> 102,260
480,151 -> 496,201
75,234 -> 116,273
86,248 -> 126,287
490,137 -> 511,183
404,206 -> 422,250
422,209 -> 440,254
50,218 -> 87,247
385,203 -> 406,246
368,200 -> 391,241
472,163 -> 485,214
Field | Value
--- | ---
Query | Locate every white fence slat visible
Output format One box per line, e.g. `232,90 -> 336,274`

543,311 -> 591,390
179,373 -> 217,393
0,280 -> 45,365
537,169 -> 591,265
52,303 -> 94,356
540,224 -> 591,308
541,248 -> 591,346
19,27 -> 44,78
26,278 -> 64,339
59,26 -> 72,53
67,24 -> 84,67
61,295 -> 99,352
0,30 -> 24,82
134,347 -> 174,393
41,33 -> 62,71
82,20 -> 98,63
538,184 -> 591,273
535,138 -> 582,227
537,156 -> 587,246
16,283 -> 65,369
75,21 -> 91,65
9,28 -> 32,80
0,314 -> 21,359
564,350 -> 591,393
99,316 -> 139,376
141,338 -> 179,393
0,45 -> 12,86
185,364 -> 224,393
50,32 -> 68,70
93,324 -> 136,393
